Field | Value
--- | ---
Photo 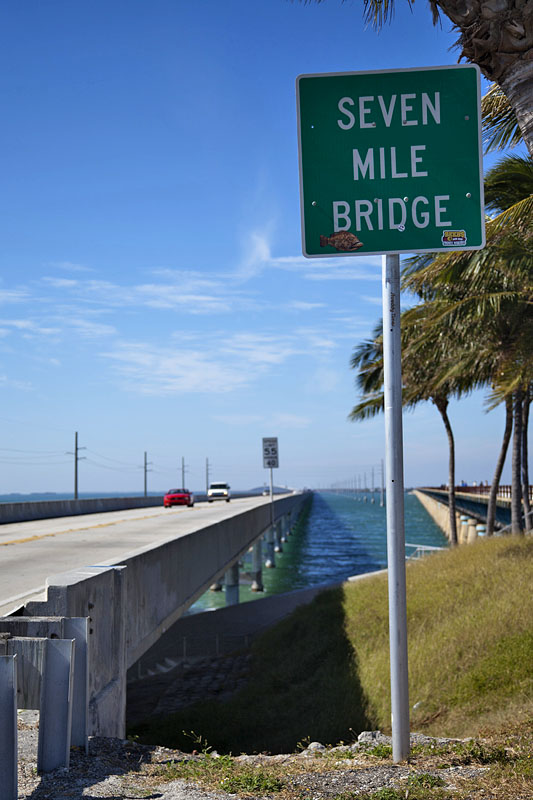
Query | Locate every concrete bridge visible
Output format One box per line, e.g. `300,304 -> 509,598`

412,485 -> 533,543
0,491 -> 310,789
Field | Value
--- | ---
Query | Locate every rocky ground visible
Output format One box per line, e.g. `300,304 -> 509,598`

126,652 -> 253,725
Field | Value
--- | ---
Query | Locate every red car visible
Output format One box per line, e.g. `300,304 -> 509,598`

164,489 -> 194,508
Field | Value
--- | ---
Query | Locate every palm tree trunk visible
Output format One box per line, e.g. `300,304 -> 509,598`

511,389 -> 524,533
434,396 -> 457,545
487,395 -> 513,536
522,385 -> 531,531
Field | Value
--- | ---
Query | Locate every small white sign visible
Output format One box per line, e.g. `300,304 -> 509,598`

262,437 -> 279,469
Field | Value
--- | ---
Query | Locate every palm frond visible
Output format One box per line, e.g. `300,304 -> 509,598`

481,83 -> 523,153
362,0 -> 414,29
484,155 -> 533,215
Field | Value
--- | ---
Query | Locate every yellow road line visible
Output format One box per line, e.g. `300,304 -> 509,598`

0,511 -> 167,547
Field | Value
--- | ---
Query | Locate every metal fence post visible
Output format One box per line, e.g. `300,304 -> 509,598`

0,655 -> 17,800
38,638 -> 75,773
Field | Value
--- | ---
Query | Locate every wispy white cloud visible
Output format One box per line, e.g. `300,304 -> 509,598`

287,300 -> 325,311
221,333 -> 299,365
294,328 -> 337,351
0,319 -> 61,337
270,412 -> 311,429
303,268 -> 381,282
46,261 -> 94,273
233,230 -> 272,281
0,289 -> 29,304
0,374 -> 33,391
213,413 -> 263,426
67,319 -> 117,338
102,341 -> 254,395
213,411 -> 311,429
43,277 -> 80,289
134,285 -> 235,314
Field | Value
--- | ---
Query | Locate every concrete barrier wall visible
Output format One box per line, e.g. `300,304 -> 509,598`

0,496 -> 165,524
0,491 -> 271,524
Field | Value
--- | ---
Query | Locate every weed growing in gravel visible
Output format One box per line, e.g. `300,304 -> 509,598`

365,743 -> 393,759
355,786 -> 451,800
158,753 -> 284,793
406,772 -> 445,788
220,769 -> 284,793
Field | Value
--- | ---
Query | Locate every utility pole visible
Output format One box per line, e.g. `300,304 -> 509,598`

206,457 -> 210,493
68,432 -> 86,500
144,451 -> 152,497
181,456 -> 187,488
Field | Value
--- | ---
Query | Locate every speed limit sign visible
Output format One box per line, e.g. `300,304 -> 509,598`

262,437 -> 279,469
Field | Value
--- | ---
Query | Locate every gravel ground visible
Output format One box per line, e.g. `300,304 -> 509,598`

16,713 -> 488,800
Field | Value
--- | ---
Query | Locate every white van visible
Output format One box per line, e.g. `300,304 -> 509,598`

207,481 -> 231,502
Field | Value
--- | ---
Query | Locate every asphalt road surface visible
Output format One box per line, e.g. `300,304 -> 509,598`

0,495 -> 271,616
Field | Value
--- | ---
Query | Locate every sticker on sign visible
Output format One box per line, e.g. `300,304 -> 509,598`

296,65 -> 485,257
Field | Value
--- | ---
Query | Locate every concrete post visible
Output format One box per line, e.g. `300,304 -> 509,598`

274,520 -> 283,553
251,539 -> 264,592
224,562 -> 240,606
265,526 -> 276,568
0,655 -> 17,800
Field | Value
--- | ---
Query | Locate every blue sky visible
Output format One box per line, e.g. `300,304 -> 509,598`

0,0 -> 524,493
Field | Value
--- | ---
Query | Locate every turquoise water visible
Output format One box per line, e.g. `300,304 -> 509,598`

191,490 -> 448,612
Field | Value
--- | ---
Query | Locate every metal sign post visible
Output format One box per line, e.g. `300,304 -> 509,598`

263,437 -> 279,564
296,64 -> 484,763
382,253 -> 409,760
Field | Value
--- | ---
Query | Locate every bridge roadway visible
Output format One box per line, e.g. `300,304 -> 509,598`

0,495 -> 273,616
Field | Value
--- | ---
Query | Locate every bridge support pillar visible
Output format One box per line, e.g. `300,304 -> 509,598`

274,521 -> 283,553
280,515 -> 288,543
459,515 -> 469,545
251,539 -> 264,592
467,518 -> 478,543
225,562 -> 240,606
265,526 -> 276,568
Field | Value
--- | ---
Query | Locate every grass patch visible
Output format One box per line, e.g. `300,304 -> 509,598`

129,535 -> 533,755
158,753 -> 284,794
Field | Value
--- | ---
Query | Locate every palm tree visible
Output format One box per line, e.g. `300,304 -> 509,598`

309,1 -> 533,155
403,154 -> 533,534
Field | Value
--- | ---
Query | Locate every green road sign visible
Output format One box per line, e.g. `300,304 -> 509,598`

296,65 -> 485,257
